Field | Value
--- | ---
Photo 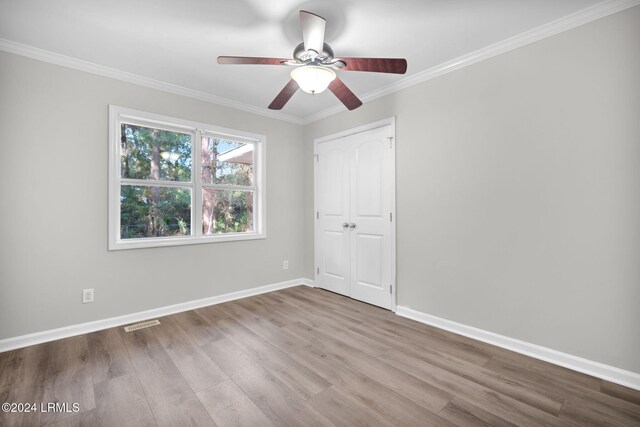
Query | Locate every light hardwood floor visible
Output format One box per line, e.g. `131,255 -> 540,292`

1,286 -> 639,426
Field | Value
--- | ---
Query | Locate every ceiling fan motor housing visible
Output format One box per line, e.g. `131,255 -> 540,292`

293,42 -> 334,63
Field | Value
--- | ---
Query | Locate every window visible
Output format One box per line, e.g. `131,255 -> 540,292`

109,106 -> 266,250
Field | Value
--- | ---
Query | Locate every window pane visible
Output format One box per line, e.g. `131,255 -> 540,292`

202,137 -> 254,186
202,189 -> 254,235
121,123 -> 192,182
120,185 -> 191,239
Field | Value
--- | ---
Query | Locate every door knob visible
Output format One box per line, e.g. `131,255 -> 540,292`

349,223 -> 356,229
342,222 -> 349,229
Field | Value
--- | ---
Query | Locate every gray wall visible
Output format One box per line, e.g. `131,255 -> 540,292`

0,52 -> 305,339
304,6 -> 640,373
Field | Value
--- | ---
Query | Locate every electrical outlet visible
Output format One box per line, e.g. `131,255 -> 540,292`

82,288 -> 94,304
283,260 -> 289,270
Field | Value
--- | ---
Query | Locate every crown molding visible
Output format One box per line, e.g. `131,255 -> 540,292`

300,0 -> 640,124
0,38 -> 304,125
1,0 -> 637,126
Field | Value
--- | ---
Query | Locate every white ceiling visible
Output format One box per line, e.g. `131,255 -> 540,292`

0,0 -> 611,121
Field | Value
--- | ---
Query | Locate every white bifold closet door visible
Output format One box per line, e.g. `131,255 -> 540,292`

315,124 -> 395,310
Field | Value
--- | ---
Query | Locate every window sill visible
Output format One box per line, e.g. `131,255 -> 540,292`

108,232 -> 266,251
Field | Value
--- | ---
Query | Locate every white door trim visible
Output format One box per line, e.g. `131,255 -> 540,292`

314,117 -> 397,311
314,117 -> 396,144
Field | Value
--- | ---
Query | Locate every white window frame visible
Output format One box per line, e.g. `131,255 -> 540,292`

108,105 -> 266,250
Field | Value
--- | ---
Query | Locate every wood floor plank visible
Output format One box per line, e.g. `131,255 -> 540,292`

438,397 -> 517,427
201,337 -> 334,427
292,344 -> 456,426
559,397 -> 639,426
197,380 -> 275,427
291,286 -> 401,326
282,288 -> 374,323
0,349 -> 21,389
362,332 -> 564,416
256,292 -> 286,306
119,327 -> 215,427
277,288 -> 364,329
0,343 -> 49,427
152,315 -> 228,392
48,410 -> 99,427
307,385 -> 395,427
562,394 -> 640,426
216,299 -> 292,335
600,380 -> 640,406
206,310 -> 330,400
440,358 -> 564,416
484,356 -> 640,424
234,297 -> 291,327
382,347 -> 572,426
196,302 -> 305,361
489,351 -> 602,391
87,328 -> 134,384
355,324 -> 491,369
119,327 -> 189,407
281,300 -> 392,357
194,303 -> 238,330
297,287 -> 520,361
92,373 -> 156,427
40,335 -> 96,425
282,321 -> 453,413
171,309 -> 225,347
216,301 -> 304,354
150,396 -> 218,427
352,318 -> 493,367
285,287 -> 495,366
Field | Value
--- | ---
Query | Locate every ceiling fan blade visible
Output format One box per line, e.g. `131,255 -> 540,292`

217,56 -> 291,65
300,10 -> 326,54
338,58 -> 407,74
328,77 -> 363,110
268,79 -> 299,110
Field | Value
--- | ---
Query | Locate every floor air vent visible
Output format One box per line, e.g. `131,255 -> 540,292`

124,319 -> 161,332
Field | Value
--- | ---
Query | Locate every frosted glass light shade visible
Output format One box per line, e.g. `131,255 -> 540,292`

291,66 -> 336,94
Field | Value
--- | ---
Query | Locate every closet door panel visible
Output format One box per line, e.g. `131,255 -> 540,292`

349,128 -> 392,309
315,141 -> 350,296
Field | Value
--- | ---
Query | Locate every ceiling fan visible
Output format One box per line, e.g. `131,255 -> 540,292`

217,10 -> 407,111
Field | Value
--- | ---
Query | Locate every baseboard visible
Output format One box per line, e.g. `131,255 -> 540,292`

300,277 -> 316,287
0,278 -> 314,353
396,306 -> 640,391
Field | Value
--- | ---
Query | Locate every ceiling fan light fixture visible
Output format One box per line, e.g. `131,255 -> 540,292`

291,65 -> 336,94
